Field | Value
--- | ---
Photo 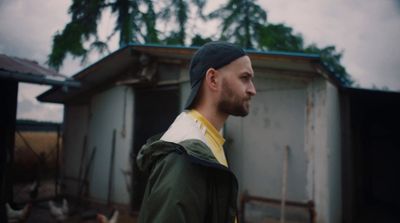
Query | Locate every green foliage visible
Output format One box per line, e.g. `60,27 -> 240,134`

258,24 -> 304,52
191,34 -> 213,46
207,1 -> 352,85
159,0 -> 207,45
159,0 -> 189,45
48,0 -> 164,70
209,0 -> 266,48
305,44 -> 354,86
258,23 -> 353,85
142,0 -> 159,43
48,0 -> 105,70
48,0 -> 353,85
163,32 -> 184,45
48,0 -> 208,70
111,0 -> 139,46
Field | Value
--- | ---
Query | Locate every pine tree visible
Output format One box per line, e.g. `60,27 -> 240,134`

209,0 -> 267,48
48,0 -> 158,70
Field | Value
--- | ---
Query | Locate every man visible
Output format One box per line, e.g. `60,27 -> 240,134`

137,41 -> 256,223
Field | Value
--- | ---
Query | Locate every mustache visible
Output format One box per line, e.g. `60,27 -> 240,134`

244,96 -> 252,101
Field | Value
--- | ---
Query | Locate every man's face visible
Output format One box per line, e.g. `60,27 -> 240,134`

217,56 -> 256,116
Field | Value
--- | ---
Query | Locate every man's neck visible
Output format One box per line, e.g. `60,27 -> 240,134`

192,106 -> 228,131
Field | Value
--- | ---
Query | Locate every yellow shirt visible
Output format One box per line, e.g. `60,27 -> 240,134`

188,110 -> 237,223
187,109 -> 228,167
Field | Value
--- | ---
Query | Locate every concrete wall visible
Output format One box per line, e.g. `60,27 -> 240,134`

304,79 -> 342,223
86,86 -> 134,204
226,73 -> 342,222
63,61 -> 186,204
325,82 -> 342,223
226,72 -> 312,221
63,86 -> 134,205
227,74 -> 309,199
63,103 -> 89,195
308,78 -> 329,222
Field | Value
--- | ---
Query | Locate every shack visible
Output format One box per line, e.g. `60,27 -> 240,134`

0,54 -> 79,222
37,44 -> 400,223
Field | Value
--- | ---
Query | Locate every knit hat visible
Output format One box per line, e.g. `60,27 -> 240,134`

185,41 -> 246,109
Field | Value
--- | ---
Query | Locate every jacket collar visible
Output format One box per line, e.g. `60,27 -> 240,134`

137,135 -> 220,172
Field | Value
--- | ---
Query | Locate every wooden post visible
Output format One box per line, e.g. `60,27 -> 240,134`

107,130 -> 117,206
0,80 -> 18,222
78,147 -> 96,201
55,124 -> 61,196
76,135 -> 87,206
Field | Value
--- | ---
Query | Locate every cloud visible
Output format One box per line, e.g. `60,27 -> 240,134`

395,0 -> 400,11
0,1 -> 69,63
260,0 -> 400,90
0,0 -> 76,122
17,84 -> 63,122
1,0 -> 400,122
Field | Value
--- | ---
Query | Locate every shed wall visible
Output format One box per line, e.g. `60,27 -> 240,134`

226,73 -> 342,222
60,59 -> 343,221
226,73 -> 312,221
307,80 -> 342,223
62,86 -> 134,204
63,104 -> 89,195
326,82 -> 342,222
86,86 -> 134,204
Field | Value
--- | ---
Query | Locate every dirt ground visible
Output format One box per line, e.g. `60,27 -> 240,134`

26,202 -> 138,223
11,130 -> 138,223
12,180 -> 137,223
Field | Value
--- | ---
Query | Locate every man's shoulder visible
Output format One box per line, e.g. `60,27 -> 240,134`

137,137 -> 220,172
136,139 -> 180,171
161,112 -> 208,144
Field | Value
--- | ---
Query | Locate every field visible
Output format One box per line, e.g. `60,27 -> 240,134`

13,131 -> 61,182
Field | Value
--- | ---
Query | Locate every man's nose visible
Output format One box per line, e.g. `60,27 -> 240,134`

247,81 -> 256,96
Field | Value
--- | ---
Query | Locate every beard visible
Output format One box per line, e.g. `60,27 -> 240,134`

217,80 -> 250,117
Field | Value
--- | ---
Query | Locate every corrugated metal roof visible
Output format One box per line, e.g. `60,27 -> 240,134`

0,54 -> 62,78
0,54 -> 80,87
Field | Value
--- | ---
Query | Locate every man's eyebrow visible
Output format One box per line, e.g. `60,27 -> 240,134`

242,71 -> 254,77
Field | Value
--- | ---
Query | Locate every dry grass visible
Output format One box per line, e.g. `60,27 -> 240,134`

13,131 -> 62,182
15,131 -> 60,154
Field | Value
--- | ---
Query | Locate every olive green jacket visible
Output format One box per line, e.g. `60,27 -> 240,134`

136,135 -> 238,223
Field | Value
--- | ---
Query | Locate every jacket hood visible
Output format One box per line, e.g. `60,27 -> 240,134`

136,134 -> 220,172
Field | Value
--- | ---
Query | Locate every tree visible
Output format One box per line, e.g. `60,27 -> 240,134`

209,0 -> 267,48
48,0 -> 158,71
142,0 -> 159,43
48,0 -> 208,70
305,44 -> 354,86
256,23 -> 353,85
191,34 -> 213,46
207,1 -> 353,85
258,24 -> 304,52
159,0 -> 206,45
49,0 -> 353,85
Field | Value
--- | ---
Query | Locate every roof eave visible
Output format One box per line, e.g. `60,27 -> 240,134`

38,44 -> 345,103
0,70 -> 81,87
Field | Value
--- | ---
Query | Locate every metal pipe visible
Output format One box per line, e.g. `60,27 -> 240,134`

280,145 -> 289,223
240,193 -> 316,223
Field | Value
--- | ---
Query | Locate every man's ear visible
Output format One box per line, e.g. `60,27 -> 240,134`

204,68 -> 219,91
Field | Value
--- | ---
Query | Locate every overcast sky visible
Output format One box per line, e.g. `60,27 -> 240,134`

1,0 -> 399,122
